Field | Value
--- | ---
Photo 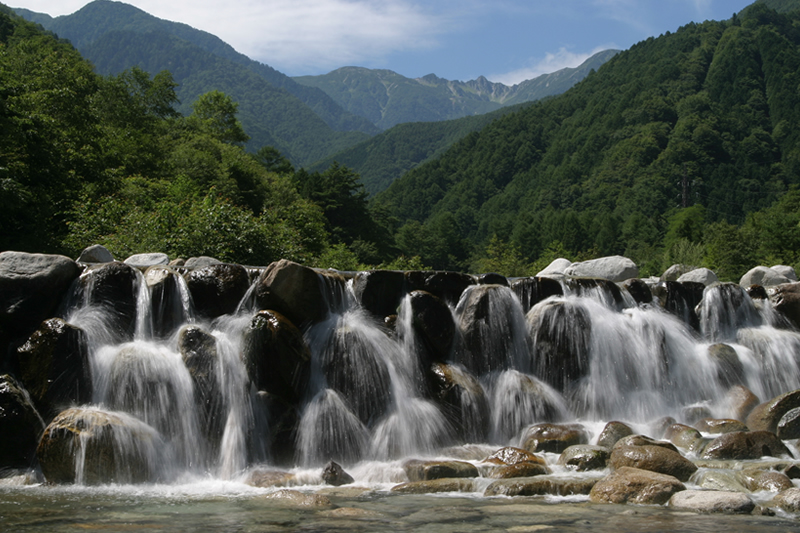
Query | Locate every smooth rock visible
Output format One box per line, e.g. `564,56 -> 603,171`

661,264 -> 694,282
185,263 -> 250,320
739,266 -> 790,288
746,389 -> 800,433
677,268 -> 719,286
589,467 -> 685,505
403,459 -> 479,482
76,244 -> 114,263
536,258 -> 572,278
614,435 -> 679,452
484,446 -> 546,466
351,270 -> 406,318
692,469 -> 748,493
123,253 -> 168,268
772,487 -> 800,512
522,423 -> 588,454
609,444 -> 697,481
429,362 -> 489,442
558,445 -> 610,471
771,265 -> 797,282
596,421 -> 634,448
723,385 -> 760,422
391,478 -> 476,494
669,490 -> 755,514
255,260 -> 328,326
262,489 -> 332,508
767,283 -> 800,330
739,469 -> 793,492
701,431 -> 793,460
694,418 -> 748,434
511,277 -> 563,313
777,407 -> 800,439
484,475 -> 598,497
322,460 -> 354,486
246,469 -> 296,487
184,256 -> 221,268
564,255 -> 638,282
486,462 -> 551,479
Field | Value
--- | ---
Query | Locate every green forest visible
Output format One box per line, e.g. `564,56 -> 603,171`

4,1 -> 800,282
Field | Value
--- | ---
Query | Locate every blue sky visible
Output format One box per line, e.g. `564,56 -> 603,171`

11,0 -> 756,84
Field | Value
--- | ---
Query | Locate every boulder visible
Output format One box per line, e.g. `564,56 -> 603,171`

677,268 -> 719,286
564,255 -> 638,282
771,265 -> 797,282
772,487 -> 800,513
321,460 -> 354,486
403,459 -> 479,482
80,262 -> 139,341
522,423 -> 588,454
694,418 -> 748,434
0,374 -> 45,469
408,290 -> 456,365
351,270 -> 406,318
622,278 -> 653,304
669,490 -> 755,514
490,370 -> 567,442
178,326 -> 225,448
614,434 -> 678,452
262,489 -> 332,508
76,244 -> 114,263
722,385 -> 760,422
406,271 -> 475,306
478,273 -> 508,286
243,310 -> 311,405
589,467 -> 685,505
777,407 -> 800,439
609,444 -> 697,481
664,423 -> 706,453
739,469 -> 793,492
510,277 -> 563,313
746,389 -> 800,433
255,260 -> 330,326
245,469 -> 296,488
0,252 -> 81,341
701,431 -> 793,460
483,446 -> 546,466
16,318 -> 92,420
693,469 -> 748,493
661,264 -> 694,282
536,257 -> 572,278
739,266 -> 790,288
485,475 -> 598,497
185,263 -> 250,320
391,478 -> 476,494
145,266 -> 188,339
558,445 -> 610,471
429,362 -> 489,442
37,407 -> 161,484
596,421 -> 634,449
653,281 -> 703,330
184,256 -> 221,268
707,344 -> 745,388
124,253 -> 169,268
767,283 -> 800,330
486,462 -> 551,479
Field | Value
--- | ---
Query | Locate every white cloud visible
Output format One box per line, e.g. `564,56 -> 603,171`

488,45 -> 614,86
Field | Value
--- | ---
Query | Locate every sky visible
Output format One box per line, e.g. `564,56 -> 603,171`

10,0 -> 757,85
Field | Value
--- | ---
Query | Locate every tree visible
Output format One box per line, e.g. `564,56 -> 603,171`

187,90 -> 249,145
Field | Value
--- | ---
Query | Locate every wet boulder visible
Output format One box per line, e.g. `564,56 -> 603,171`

664,423 -> 707,454
352,270 -> 406,319
622,278 -> 652,304
37,407 -> 161,484
564,255 -> 638,282
722,385 -> 760,422
392,478 -> 476,494
403,459 -> 479,482
510,277 -> 563,313
406,271 -> 475,306
746,388 -> 800,433
486,461 -> 551,479
0,374 -> 45,469
478,273 -> 508,286
408,290 -> 455,364
653,281 -> 703,330
707,344 -> 745,388
145,266 -> 189,339
609,444 -> 697,481
694,418 -> 748,434
669,490 -> 755,514
0,252 -> 81,344
16,318 -> 91,421
596,421 -> 634,448
322,460 -> 354,486
767,283 -> 800,329
522,423 -> 589,454
255,260 -> 328,326
243,310 -> 310,405
701,431 -> 793,460
527,299 -> 590,392
661,264 -> 693,282
80,262 -> 139,341
485,476 -> 598,497
739,468 -> 794,492
178,326 -> 225,448
777,407 -> 800,439
253,391 -> 299,466
772,487 -> 800,513
484,446 -> 546,466
558,445 -> 610,471
490,370 -> 567,442
614,434 -> 678,451
185,263 -> 250,320
589,466 -> 685,505
429,362 -> 489,442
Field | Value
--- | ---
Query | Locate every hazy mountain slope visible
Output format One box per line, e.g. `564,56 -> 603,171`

377,5 -> 800,268
293,50 -> 617,130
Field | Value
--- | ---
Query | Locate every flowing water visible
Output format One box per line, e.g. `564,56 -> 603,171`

4,268 -> 800,529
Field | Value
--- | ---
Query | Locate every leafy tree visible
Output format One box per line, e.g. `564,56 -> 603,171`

186,90 -> 249,145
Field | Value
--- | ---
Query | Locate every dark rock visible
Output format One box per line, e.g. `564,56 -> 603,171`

403,459 -> 479,482
698,283 -> 760,342
526,299 -> 591,392
178,326 -> 225,449
408,290 -> 455,365
694,418 -> 748,434
429,362 -> 489,442
777,407 -> 800,439
669,490 -> 755,514
589,467 -> 685,504
486,461 -> 551,478
768,283 -> 800,329
145,266 -> 188,339
352,270 -> 406,318
596,421 -> 634,448
37,407 -> 161,484
653,280 -> 702,330
558,445 -> 610,471
746,285 -> 768,300
484,446 -> 546,466
406,271 -> 475,306
0,374 -> 45,469
16,318 -> 91,420
254,260 -> 328,326
485,475 -> 598,497
322,460 -> 354,486
81,262 -> 138,341
707,343 -> 745,388
522,423 -> 588,454
185,263 -> 250,320
243,310 -> 310,405
746,389 -> 800,433
702,431 -> 793,460
609,444 -> 697,481
491,370 -> 566,442
622,278 -> 653,304
564,277 -> 626,309
253,391 -> 298,466
614,434 -> 679,452
510,277 -> 563,313
664,423 -> 705,452
478,273 -> 508,286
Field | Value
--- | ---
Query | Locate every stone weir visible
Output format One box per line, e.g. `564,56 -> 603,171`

3,250 -> 800,516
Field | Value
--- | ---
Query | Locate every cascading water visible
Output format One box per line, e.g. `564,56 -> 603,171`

45,260 -> 800,486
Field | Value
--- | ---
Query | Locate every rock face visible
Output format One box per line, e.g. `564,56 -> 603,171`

16,318 -> 92,420
185,263 -> 250,320
746,389 -> 800,433
739,266 -> 790,288
669,490 -> 755,514
701,431 -> 792,460
564,255 -> 638,282
255,260 -> 327,326
589,467 -> 685,505
403,459 -> 479,482
243,310 -> 311,405
0,374 -> 45,469
608,444 -> 697,481
37,407 -> 162,484
0,252 -> 81,342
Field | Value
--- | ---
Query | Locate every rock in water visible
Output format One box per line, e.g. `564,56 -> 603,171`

322,460 -> 354,486
0,375 -> 45,469
669,490 -> 755,514
589,467 -> 685,505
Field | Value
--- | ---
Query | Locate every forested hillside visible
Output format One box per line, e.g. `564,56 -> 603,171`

293,50 -> 616,130
14,0 -> 376,166
376,4 -> 800,279
0,5 -> 397,267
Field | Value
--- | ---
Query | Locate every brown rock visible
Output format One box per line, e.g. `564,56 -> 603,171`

255,260 -> 327,326
768,282 -> 800,329
262,489 -> 332,508
246,469 -> 296,487
403,459 -> 479,482
596,421 -> 634,449
391,478 -> 476,494
485,475 -> 598,497
522,423 -> 588,454
484,446 -> 546,466
614,434 -> 679,452
609,445 -> 697,482
723,385 -> 760,422
740,469 -> 794,492
746,389 -> 800,433
772,487 -> 800,512
589,467 -> 685,505
487,462 -> 551,479
694,418 -> 748,434
702,431 -> 793,460
558,445 -> 610,471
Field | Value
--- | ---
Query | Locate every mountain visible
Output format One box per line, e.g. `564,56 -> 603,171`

375,3 -> 800,273
293,51 -> 616,130
14,0 -> 377,165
